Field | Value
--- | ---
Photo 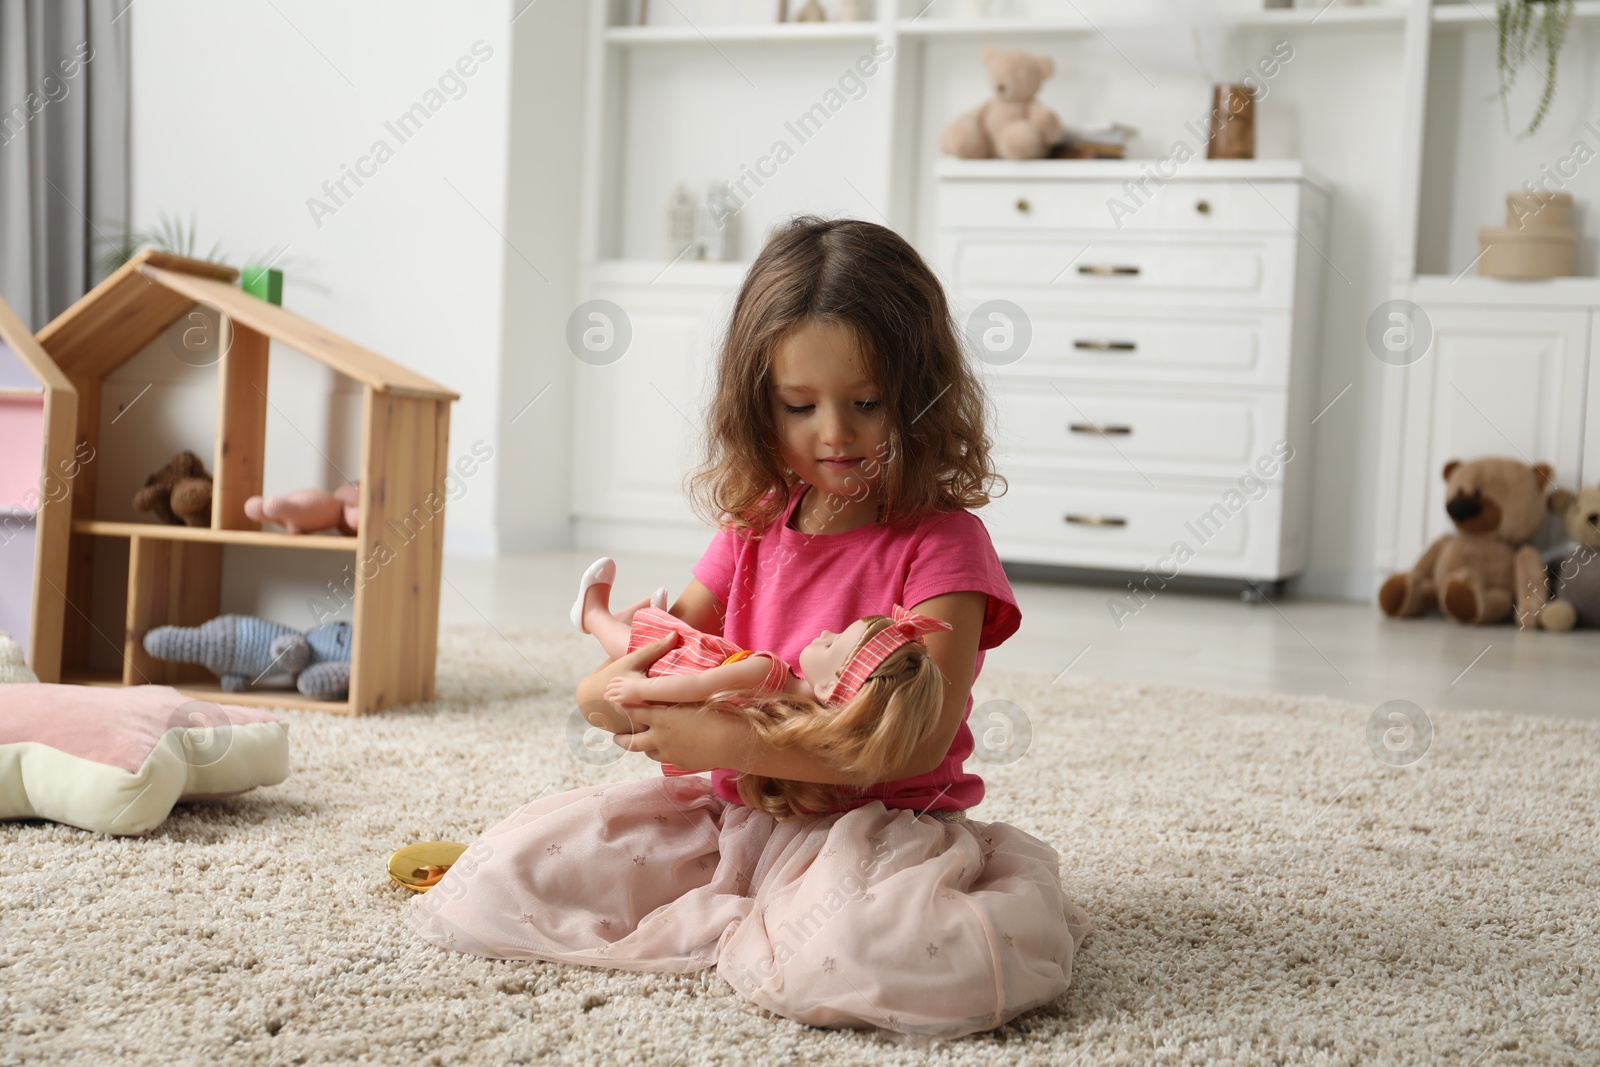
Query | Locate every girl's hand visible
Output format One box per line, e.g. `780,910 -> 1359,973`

612,702 -> 754,774
576,631 -> 679,735
604,672 -> 651,707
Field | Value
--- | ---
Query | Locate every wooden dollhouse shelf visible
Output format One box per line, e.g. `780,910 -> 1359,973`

63,670 -> 351,713
72,519 -> 360,552
17,249 -> 458,715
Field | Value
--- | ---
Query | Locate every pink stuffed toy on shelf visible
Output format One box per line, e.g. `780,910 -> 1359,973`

244,482 -> 361,536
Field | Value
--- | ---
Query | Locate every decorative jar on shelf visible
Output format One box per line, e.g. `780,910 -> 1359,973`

1480,191 -> 1576,278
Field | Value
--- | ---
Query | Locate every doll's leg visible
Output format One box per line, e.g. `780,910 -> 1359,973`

572,557 -> 637,654
586,608 -> 634,660
573,557 -> 661,650
571,557 -> 617,633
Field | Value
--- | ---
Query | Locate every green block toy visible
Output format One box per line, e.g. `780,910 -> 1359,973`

241,266 -> 283,305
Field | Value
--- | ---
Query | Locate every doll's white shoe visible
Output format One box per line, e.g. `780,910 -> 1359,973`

651,587 -> 668,611
571,557 -> 617,634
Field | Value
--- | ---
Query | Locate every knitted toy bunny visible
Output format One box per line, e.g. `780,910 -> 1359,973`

142,615 -> 352,700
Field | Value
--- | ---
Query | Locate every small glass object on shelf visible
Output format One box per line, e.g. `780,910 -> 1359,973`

667,184 -> 697,260
694,181 -> 739,261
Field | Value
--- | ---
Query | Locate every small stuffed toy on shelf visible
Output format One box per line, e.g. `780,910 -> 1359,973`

0,630 -> 39,684
1379,456 -> 1554,628
1538,482 -> 1600,631
939,46 -> 1064,160
142,614 -> 352,700
132,451 -> 213,527
245,482 -> 361,536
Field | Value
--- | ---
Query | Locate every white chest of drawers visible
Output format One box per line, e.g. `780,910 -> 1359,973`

934,159 -> 1330,594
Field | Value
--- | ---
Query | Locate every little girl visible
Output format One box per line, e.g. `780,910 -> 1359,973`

572,555 -> 951,813
410,215 -> 1091,1043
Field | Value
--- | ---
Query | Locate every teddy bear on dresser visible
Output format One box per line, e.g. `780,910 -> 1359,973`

939,46 -> 1064,160
1379,456 -> 1554,627
1537,482 -> 1600,631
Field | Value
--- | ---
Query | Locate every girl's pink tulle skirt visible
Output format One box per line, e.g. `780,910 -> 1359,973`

408,773 -> 1091,1040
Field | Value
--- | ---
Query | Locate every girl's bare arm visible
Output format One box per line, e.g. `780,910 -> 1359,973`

667,578 -> 726,637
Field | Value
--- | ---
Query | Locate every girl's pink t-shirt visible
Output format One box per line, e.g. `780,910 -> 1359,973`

691,482 -> 1022,814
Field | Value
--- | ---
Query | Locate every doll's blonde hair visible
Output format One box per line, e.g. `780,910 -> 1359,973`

702,614 -> 947,819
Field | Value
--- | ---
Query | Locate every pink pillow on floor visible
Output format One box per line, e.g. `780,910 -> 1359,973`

0,684 -> 290,836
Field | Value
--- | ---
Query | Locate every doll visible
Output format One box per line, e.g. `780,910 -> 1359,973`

245,482 -> 361,536
572,557 -> 951,813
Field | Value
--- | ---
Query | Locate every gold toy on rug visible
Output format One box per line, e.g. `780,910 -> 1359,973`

388,841 -> 468,892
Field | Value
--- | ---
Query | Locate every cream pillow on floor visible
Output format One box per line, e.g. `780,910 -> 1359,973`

0,683 -> 290,835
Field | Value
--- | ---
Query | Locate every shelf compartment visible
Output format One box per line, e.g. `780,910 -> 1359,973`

73,519 -> 359,551
123,534 -> 223,687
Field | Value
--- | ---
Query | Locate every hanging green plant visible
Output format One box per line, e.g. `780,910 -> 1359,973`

1496,0 -> 1575,136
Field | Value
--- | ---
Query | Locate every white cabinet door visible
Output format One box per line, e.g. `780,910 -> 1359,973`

1397,307 -> 1590,558
572,282 -> 734,532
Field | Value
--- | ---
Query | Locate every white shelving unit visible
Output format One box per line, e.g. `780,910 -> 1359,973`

575,0 -> 1600,595
576,0 -> 1424,268
1375,0 -> 1600,578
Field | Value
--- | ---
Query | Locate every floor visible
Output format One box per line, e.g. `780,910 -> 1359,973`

441,549 -> 1598,724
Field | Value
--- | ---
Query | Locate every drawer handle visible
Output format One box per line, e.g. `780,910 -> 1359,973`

1196,199 -> 1212,215
1064,514 -> 1128,527
1078,264 -> 1141,276
1015,198 -> 1031,214
1069,422 -> 1133,436
1073,339 -> 1137,352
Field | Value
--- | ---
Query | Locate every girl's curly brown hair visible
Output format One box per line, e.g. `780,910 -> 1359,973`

684,214 -> 1006,536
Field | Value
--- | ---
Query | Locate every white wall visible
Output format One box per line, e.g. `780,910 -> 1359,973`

128,0 -> 561,557
496,0 -> 592,551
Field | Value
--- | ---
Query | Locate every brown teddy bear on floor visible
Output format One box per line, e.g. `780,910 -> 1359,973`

132,450 -> 214,527
939,46 -> 1064,160
1379,456 -> 1553,627
1538,482 -> 1600,631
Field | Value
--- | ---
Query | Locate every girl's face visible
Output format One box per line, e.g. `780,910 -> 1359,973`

800,618 -> 872,704
769,319 -> 890,499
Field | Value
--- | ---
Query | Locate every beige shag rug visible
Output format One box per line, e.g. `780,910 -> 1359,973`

3,622 -> 1598,1066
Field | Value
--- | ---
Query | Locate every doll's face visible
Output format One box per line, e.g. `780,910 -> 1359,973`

800,618 -> 872,704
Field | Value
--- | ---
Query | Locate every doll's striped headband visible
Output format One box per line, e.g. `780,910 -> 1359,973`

824,603 -> 952,707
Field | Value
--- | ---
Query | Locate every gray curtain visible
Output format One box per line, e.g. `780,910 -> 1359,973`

0,0 -> 130,332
